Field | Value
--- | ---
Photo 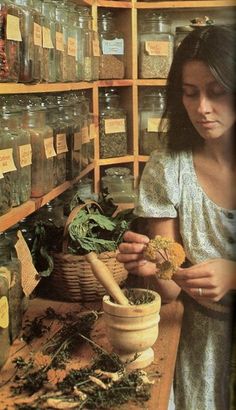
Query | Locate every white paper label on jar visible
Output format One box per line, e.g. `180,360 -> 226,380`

68,37 -> 77,57
56,134 -> 68,154
34,23 -> 42,47
44,137 -> 56,159
145,41 -> 169,56
74,132 -> 82,151
0,296 -> 9,329
19,144 -> 32,167
102,38 -> 124,55
0,170 -> 3,179
6,15 -> 22,42
148,117 -> 168,132
81,127 -> 89,144
56,32 -> 64,51
89,123 -> 96,139
43,27 -> 54,49
105,118 -> 126,134
0,149 -> 17,173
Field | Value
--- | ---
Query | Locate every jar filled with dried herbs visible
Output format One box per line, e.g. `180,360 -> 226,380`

0,0 -> 21,82
139,88 -> 168,155
66,3 -> 77,82
139,12 -> 173,79
99,88 -> 128,159
0,233 -> 23,345
54,0 -> 68,82
44,95 -> 67,186
41,0 -> 56,82
98,9 -> 125,80
0,258 -> 11,369
22,96 -> 55,197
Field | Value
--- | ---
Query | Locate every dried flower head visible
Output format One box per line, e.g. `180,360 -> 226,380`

34,352 -> 51,368
47,369 -> 67,385
144,235 -> 185,280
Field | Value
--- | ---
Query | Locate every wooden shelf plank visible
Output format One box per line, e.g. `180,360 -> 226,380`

135,1 -> 235,9
97,0 -> 132,7
0,164 -> 95,232
97,79 -> 133,87
138,155 -> 149,162
0,82 -> 94,94
136,79 -> 167,86
99,155 -> 135,165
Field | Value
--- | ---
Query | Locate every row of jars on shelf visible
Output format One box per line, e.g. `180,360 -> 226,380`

0,91 -> 95,217
0,0 -> 197,83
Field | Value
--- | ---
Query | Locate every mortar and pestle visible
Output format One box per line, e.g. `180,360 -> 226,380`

85,252 -> 161,370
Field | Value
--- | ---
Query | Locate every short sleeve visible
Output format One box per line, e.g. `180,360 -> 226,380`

135,150 -> 180,218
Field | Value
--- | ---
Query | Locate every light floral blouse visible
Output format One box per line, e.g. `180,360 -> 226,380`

135,149 -> 236,410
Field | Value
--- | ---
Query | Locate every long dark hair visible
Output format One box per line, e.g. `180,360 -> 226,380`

161,25 -> 236,151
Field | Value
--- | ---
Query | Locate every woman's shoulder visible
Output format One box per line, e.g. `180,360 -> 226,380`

148,148 -> 191,171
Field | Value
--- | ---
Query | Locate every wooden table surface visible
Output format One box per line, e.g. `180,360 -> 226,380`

0,298 -> 183,410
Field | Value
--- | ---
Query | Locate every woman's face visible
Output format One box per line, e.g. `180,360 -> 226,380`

182,60 -> 235,142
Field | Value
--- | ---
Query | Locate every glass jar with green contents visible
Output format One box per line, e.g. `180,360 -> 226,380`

98,9 -> 125,80
22,96 -> 55,197
99,88 -> 128,159
41,0 -> 56,82
102,167 -> 136,203
0,0 -> 21,82
139,12 -> 173,79
139,88 -> 168,155
54,0 -> 68,82
43,95 -> 68,186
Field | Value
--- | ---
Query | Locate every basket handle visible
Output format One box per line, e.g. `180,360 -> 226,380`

62,201 -> 102,253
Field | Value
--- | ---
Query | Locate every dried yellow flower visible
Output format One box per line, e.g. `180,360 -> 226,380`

47,368 -> 67,385
34,352 -> 51,368
144,235 -> 185,280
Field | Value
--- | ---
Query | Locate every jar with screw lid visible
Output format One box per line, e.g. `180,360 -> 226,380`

98,9 -> 125,79
101,167 -> 136,203
139,12 -> 173,79
139,88 -> 168,155
99,88 -> 128,159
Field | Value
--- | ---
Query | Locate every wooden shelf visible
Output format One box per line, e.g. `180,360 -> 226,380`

98,155 -> 135,166
136,79 -> 167,86
135,1 -> 235,9
97,1 -> 132,8
138,155 -> 149,162
0,164 -> 95,232
97,79 -> 133,87
0,82 -> 94,94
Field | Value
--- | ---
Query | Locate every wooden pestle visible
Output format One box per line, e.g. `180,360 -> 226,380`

85,252 -> 129,305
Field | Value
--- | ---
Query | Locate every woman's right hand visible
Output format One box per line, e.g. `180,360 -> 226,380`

117,230 -> 157,277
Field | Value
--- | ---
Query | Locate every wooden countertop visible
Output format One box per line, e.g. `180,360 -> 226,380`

0,298 -> 183,410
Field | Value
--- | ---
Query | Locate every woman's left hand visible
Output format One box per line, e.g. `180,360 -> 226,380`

173,258 -> 236,302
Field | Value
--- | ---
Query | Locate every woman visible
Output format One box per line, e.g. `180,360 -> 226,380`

117,25 -> 236,410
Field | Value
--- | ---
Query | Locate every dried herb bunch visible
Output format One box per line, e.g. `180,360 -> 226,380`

144,235 -> 186,280
124,288 -> 155,305
11,308 -> 157,410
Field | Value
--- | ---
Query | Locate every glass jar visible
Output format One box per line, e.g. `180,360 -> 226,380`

101,167 -> 136,203
139,88 -> 168,155
0,0 -> 21,82
139,12 -> 173,79
76,6 -> 99,81
99,88 -> 128,159
22,96 -> 54,197
80,91 -> 94,169
65,3 -> 77,82
0,233 -> 23,344
44,95 -> 67,186
174,25 -> 193,52
41,0 -> 56,82
0,246 -> 11,368
54,0 -> 68,82
98,10 -> 125,80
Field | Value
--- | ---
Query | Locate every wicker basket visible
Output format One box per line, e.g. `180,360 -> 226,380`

49,202 -> 128,302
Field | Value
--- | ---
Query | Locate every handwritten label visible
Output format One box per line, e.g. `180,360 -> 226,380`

68,37 -> 77,57
0,296 -> 9,329
74,132 -> 81,151
44,137 -> 56,159
0,149 -> 17,173
34,23 -> 42,47
6,15 -> 22,42
89,123 -> 96,140
43,27 -> 54,49
92,39 -> 100,57
19,144 -> 32,168
56,31 -> 64,51
81,127 -> 89,144
105,118 -> 126,134
0,171 -> 3,179
147,118 -> 161,132
15,231 -> 40,297
145,41 -> 169,56
102,38 -> 124,55
56,134 -> 68,154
